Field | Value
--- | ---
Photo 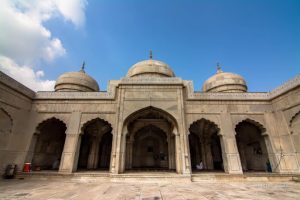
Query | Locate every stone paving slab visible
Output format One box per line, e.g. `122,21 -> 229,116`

0,179 -> 299,200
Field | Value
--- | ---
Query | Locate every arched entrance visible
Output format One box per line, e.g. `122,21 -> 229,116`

189,119 -> 224,172
77,118 -> 112,171
235,119 -> 270,172
124,107 -> 177,171
290,111 -> 300,166
0,108 -> 12,135
31,118 -> 66,171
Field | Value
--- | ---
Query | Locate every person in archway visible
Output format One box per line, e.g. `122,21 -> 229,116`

266,159 -> 272,173
52,158 -> 60,170
196,161 -> 203,170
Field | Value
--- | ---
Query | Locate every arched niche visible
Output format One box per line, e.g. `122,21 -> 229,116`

188,118 -> 224,172
122,106 -> 178,172
235,118 -> 271,172
0,108 -> 13,135
31,117 -> 67,171
289,111 -> 300,163
76,118 -> 113,171
290,110 -> 300,134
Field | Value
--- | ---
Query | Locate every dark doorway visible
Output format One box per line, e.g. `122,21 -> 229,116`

32,118 -> 66,170
131,125 -> 168,169
235,120 -> 269,172
124,107 -> 176,172
189,119 -> 224,172
77,118 -> 112,171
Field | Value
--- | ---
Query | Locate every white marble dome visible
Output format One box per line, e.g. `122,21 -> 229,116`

55,68 -> 99,92
127,59 -> 175,78
202,68 -> 247,93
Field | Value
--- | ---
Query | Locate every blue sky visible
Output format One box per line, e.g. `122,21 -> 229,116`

0,0 -> 299,91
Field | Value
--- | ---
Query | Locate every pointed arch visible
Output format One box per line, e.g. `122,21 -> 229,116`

235,118 -> 270,172
77,117 -> 113,171
123,106 -> 177,171
189,118 -> 220,135
0,108 -> 13,134
123,106 -> 178,132
289,110 -> 300,128
31,117 -> 67,171
235,118 -> 266,135
188,118 -> 224,172
80,117 -> 113,135
35,117 -> 67,133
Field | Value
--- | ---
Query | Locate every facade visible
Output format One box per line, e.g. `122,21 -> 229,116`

0,57 -> 300,177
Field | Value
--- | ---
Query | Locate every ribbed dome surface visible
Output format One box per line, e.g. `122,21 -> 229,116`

127,59 -> 175,78
55,70 -> 99,92
202,68 -> 247,93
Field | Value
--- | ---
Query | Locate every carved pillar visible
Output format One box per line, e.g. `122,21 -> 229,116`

205,142 -> 214,170
219,113 -> 243,174
167,133 -> 172,169
59,112 -> 81,173
126,139 -> 133,169
200,141 -> 206,168
87,136 -> 101,169
238,142 -> 247,171
111,89 -> 125,174
175,134 -> 181,173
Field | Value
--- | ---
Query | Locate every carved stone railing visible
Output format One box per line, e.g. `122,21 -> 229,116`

268,74 -> 300,99
33,75 -> 300,101
184,75 -> 300,101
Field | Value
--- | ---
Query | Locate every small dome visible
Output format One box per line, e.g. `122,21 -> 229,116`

55,68 -> 99,92
202,67 -> 247,93
127,59 -> 175,78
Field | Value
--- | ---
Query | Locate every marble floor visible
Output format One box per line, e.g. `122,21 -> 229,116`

0,179 -> 299,200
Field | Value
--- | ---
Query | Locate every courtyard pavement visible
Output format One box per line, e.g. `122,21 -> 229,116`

0,178 -> 299,200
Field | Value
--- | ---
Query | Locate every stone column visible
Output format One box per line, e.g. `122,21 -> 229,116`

238,142 -> 247,171
59,112 -> 81,173
219,113 -> 243,174
169,135 -> 176,169
204,142 -> 214,170
125,139 -> 133,169
167,133 -> 172,169
200,141 -> 207,168
177,89 -> 191,175
87,136 -> 101,169
265,111 -> 300,173
110,89 -> 125,174
175,133 -> 182,173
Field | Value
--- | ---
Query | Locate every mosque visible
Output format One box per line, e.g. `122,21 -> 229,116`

0,53 -> 300,180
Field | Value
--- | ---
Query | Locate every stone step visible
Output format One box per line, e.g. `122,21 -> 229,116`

191,173 -> 300,182
16,172 -> 300,183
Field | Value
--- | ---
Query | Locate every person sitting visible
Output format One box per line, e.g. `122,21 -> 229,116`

196,161 -> 203,170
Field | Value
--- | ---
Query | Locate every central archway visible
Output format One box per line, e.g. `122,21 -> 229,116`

123,107 -> 177,172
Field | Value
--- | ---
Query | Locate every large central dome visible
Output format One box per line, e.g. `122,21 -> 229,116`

127,55 -> 175,78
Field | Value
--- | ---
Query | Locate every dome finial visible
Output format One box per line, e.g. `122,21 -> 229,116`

80,61 -> 85,73
216,62 -> 223,73
149,49 -> 153,59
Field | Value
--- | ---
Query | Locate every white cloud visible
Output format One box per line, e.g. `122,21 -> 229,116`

55,0 -> 88,27
0,56 -> 55,91
0,0 -> 87,91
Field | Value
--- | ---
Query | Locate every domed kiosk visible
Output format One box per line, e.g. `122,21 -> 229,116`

127,51 -> 175,78
55,63 -> 99,92
202,65 -> 247,93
